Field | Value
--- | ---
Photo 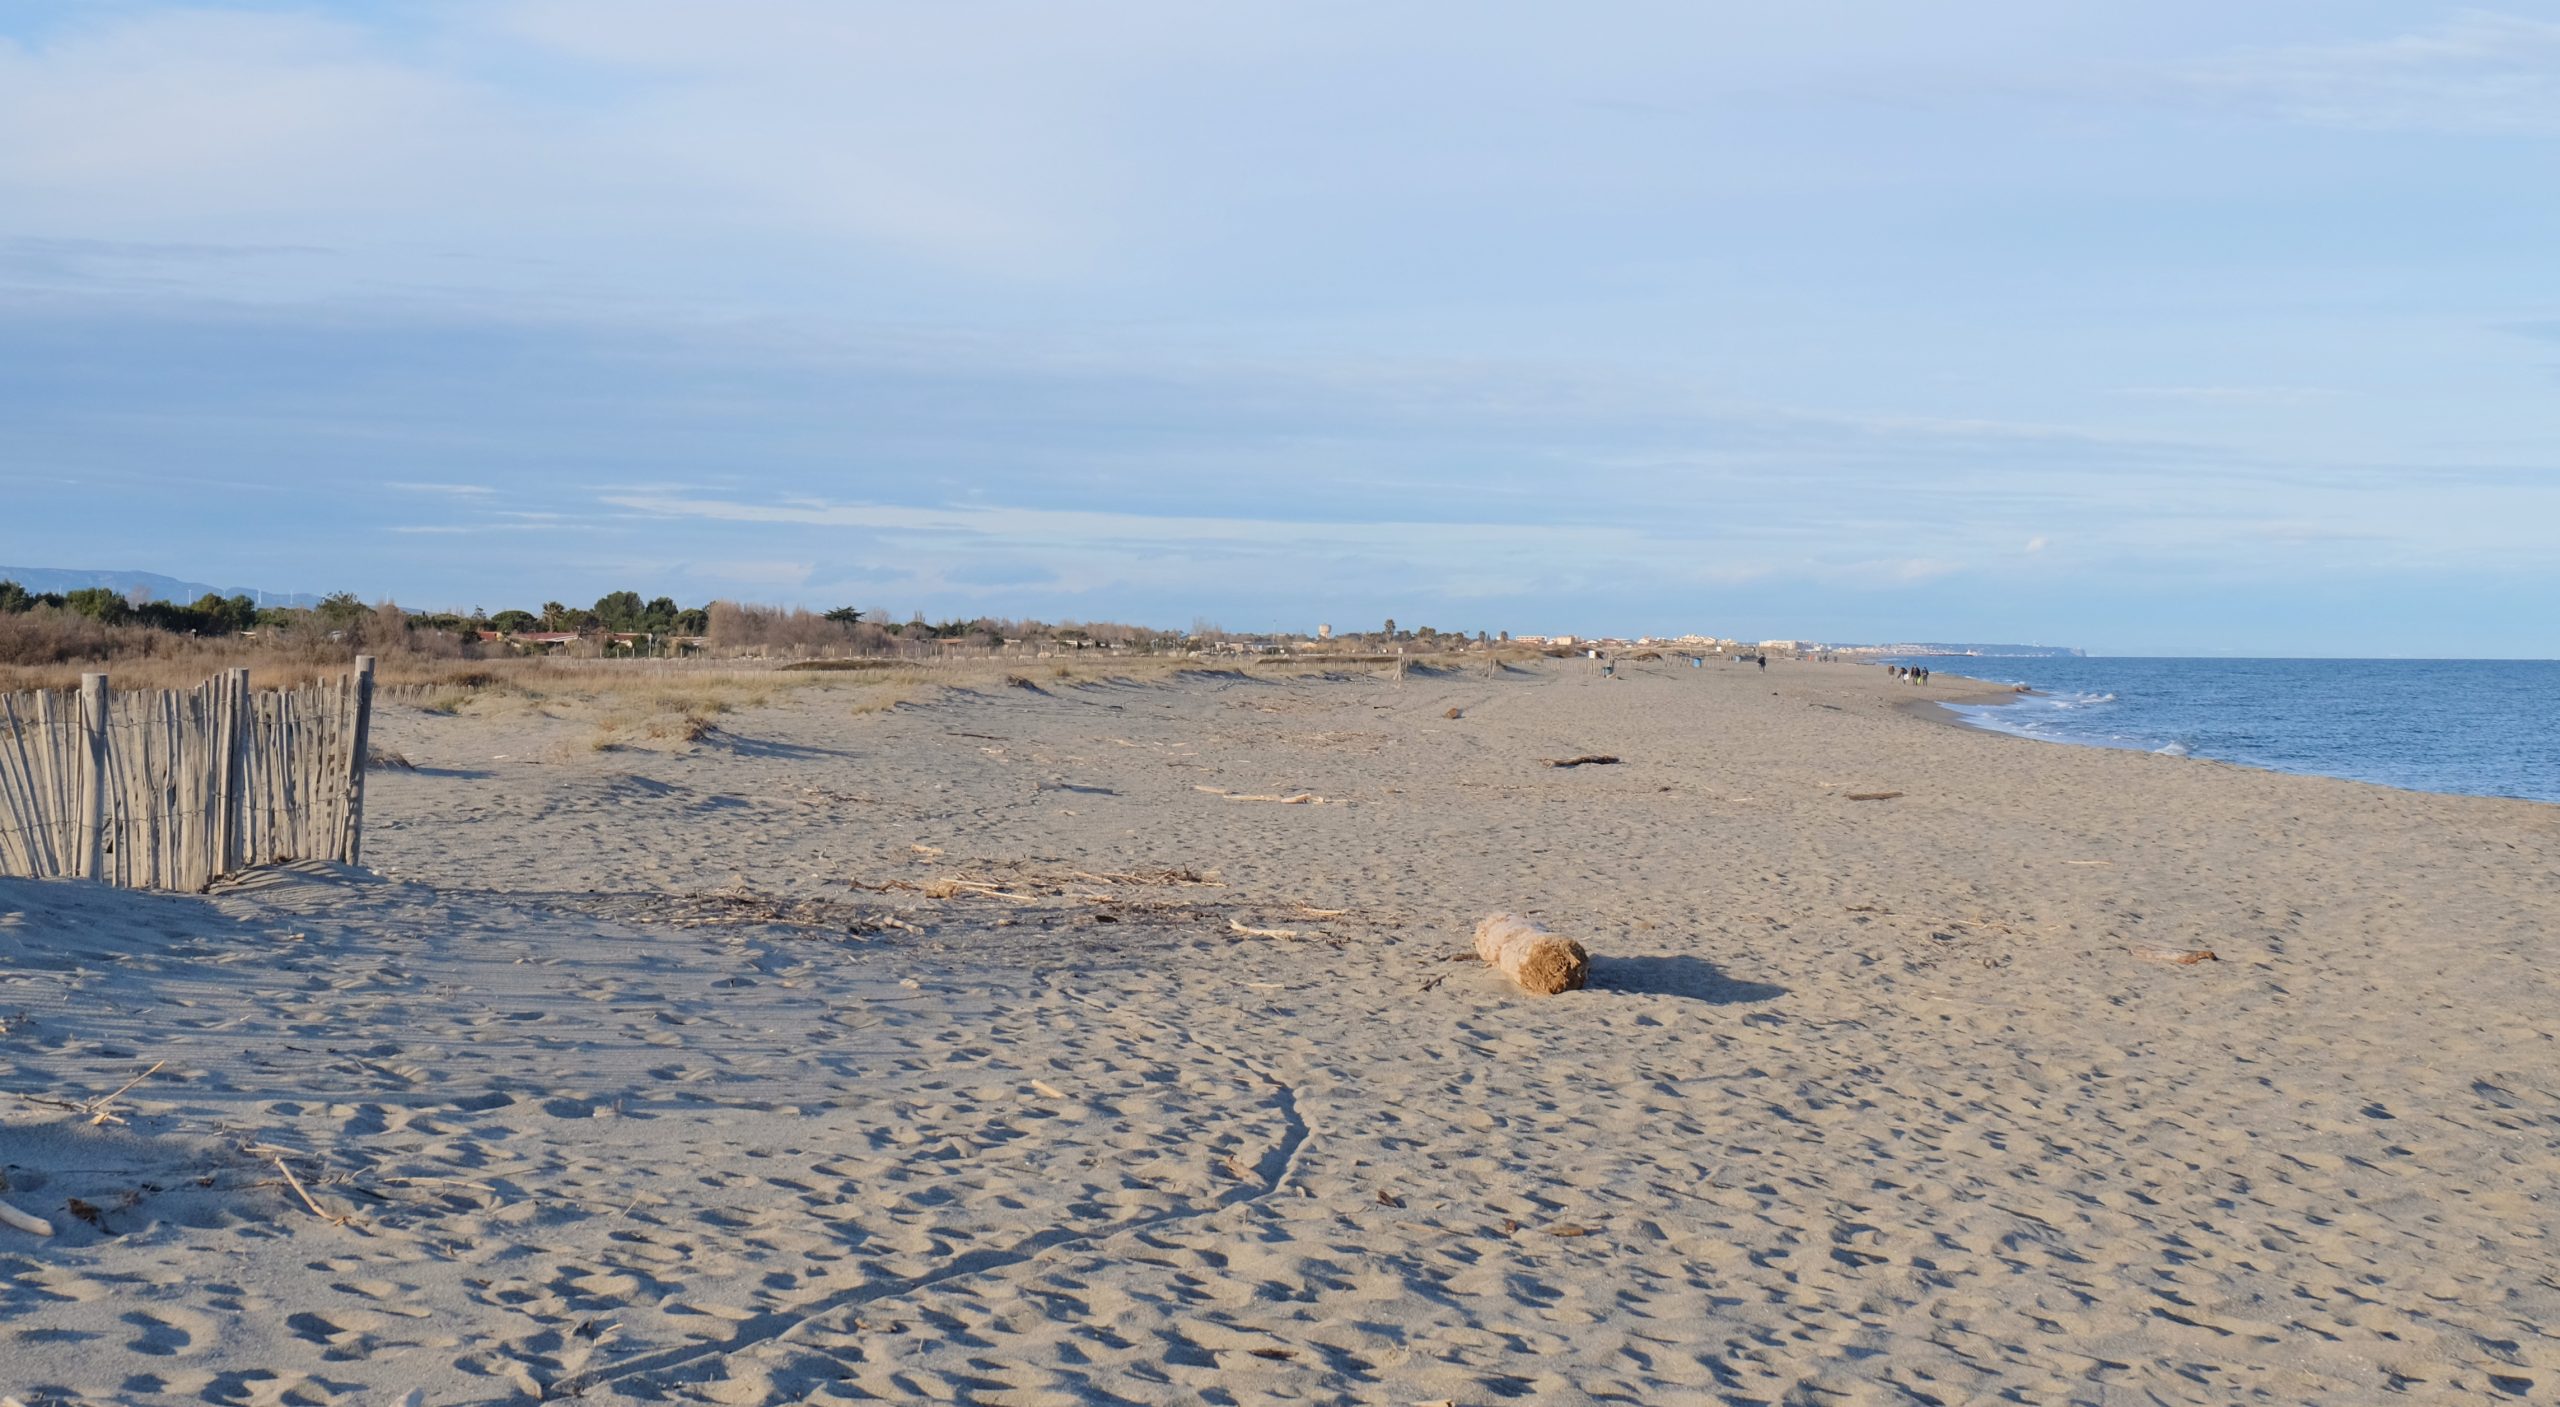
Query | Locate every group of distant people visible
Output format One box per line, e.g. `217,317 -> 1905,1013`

1890,664 -> 1931,685
1602,650 -> 1769,677
1587,654 -> 1771,680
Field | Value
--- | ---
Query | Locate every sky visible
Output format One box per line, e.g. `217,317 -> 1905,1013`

1,2 -> 2554,654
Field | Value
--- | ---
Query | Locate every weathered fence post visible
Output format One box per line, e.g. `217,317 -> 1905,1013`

78,673 -> 108,881
341,656 -> 376,865
219,668 -> 250,876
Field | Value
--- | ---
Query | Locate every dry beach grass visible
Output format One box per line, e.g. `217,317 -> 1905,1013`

3,655 -> 2557,1403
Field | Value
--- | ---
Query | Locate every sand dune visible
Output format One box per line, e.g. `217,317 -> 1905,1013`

4,655 -> 2557,1403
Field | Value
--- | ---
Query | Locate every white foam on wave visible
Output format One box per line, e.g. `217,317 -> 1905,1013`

1944,691 -> 2166,757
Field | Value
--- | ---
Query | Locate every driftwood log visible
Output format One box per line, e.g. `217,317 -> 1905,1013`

1474,913 -> 1590,995
0,1197 -> 52,1237
2131,946 -> 2219,966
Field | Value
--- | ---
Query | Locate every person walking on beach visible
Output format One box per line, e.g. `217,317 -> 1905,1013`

1756,653 -> 1766,671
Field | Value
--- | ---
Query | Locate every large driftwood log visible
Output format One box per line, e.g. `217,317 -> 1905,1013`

0,1197 -> 52,1237
1474,913 -> 1590,995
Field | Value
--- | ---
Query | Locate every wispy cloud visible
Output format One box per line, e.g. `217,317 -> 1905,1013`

598,491 -> 1994,602
387,521 -> 580,534
2186,10 -> 2560,135
602,491 -> 1663,554
2111,386 -> 2339,406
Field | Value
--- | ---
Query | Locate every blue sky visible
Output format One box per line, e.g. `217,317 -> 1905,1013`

2,2 -> 2554,654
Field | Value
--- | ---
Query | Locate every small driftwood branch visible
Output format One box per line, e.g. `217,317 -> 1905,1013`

1474,913 -> 1590,995
1541,755 -> 1618,769
0,1198 -> 53,1237
920,877 -> 1037,904
84,1059 -> 166,1126
2131,946 -> 2219,966
273,1156 -> 345,1225
1228,918 -> 1299,939
1194,785 -> 1323,804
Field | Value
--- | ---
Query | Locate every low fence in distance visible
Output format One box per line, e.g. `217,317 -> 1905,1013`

0,658 -> 375,892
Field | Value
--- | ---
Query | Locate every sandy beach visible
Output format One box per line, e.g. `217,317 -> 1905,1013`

4,655 -> 2557,1405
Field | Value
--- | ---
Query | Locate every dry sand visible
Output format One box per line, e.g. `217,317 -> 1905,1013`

3,655 -> 2557,1404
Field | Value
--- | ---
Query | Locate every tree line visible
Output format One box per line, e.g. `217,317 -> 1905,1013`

0,581 -> 1203,663
2,581 -> 1514,670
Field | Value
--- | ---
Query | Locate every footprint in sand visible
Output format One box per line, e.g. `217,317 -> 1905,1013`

122,1306 -> 215,1356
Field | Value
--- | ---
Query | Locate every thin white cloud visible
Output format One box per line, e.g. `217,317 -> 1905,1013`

676,557 -> 815,588
600,492 -> 2001,602
386,522 -> 587,534
2187,10 -> 2560,135
386,481 -> 496,496
2112,386 -> 2339,406
603,491 -> 1649,553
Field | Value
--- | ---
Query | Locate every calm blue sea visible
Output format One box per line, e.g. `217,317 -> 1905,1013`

1888,657 -> 2560,806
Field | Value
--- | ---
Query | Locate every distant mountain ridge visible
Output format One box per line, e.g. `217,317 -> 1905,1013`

0,566 -> 318,608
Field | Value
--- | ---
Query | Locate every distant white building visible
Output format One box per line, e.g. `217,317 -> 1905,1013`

1316,623 -> 1332,639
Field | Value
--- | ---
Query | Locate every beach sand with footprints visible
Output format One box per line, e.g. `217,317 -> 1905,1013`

5,655 -> 2558,1404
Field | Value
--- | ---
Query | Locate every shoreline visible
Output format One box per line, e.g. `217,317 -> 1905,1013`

1901,661 -> 2558,810
1889,668 -> 2035,735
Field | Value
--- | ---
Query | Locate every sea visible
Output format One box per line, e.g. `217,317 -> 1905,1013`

1887,657 -> 2560,806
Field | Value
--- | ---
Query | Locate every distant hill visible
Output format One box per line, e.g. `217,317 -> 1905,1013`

0,566 -> 319,609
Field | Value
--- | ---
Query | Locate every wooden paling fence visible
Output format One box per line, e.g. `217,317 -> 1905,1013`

0,657 -> 375,892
